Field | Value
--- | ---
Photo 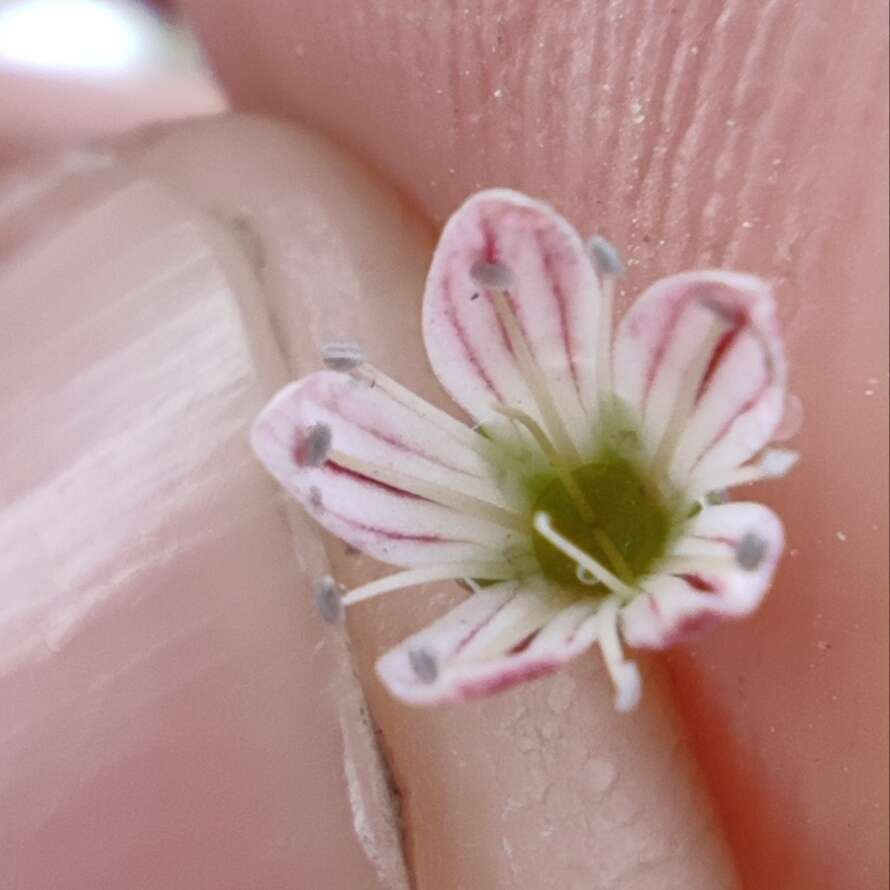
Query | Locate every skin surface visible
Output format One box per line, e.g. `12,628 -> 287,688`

0,65 -> 224,165
0,1 -> 886,888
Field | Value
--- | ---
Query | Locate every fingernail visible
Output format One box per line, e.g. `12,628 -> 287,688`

0,122 -> 405,890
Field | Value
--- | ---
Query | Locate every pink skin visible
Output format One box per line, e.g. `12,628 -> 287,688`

0,1 -> 887,888
0,63 -> 224,166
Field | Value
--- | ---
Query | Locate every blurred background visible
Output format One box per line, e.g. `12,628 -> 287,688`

0,0 -> 223,165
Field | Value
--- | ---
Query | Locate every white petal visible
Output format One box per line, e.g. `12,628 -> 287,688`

251,371 -> 524,567
613,271 -> 786,489
422,189 -> 601,448
620,502 -> 784,649
376,580 -> 600,705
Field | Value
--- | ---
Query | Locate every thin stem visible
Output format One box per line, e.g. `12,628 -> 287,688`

489,289 -> 583,465
689,448 -> 800,499
651,317 -> 730,478
596,597 -> 642,712
658,554 -> 736,575
329,449 -> 530,533
533,512 -> 636,602
493,403 -> 595,523
353,364 -> 496,457
343,560 -> 515,606
593,528 -> 633,583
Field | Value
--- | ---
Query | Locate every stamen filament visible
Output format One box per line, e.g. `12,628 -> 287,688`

322,341 -> 366,371
489,289 -> 582,465
457,595 -> 565,663
588,235 -> 624,407
329,449 -> 530,533
493,403 -> 595,523
597,272 -> 615,402
659,555 -> 736,575
690,448 -> 800,498
593,528 -> 634,583
533,512 -> 636,602
342,560 -> 515,606
596,597 -> 642,712
651,314 -> 731,478
353,364 -> 495,456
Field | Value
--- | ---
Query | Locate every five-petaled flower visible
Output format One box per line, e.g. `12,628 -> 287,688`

251,190 -> 797,711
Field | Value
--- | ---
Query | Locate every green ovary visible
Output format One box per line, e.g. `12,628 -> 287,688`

531,451 -> 675,593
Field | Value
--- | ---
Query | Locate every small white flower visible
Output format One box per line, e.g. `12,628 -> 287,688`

251,190 -> 798,711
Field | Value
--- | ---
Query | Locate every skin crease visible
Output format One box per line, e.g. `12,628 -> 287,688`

177,1 -> 890,887
0,2 -> 884,889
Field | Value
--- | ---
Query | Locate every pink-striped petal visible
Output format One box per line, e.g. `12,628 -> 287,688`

376,580 -> 600,705
422,190 -> 601,446
251,371 -> 524,567
620,502 -> 784,649
612,271 -> 786,490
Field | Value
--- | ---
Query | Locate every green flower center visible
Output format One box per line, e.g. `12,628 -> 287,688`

531,450 -> 675,593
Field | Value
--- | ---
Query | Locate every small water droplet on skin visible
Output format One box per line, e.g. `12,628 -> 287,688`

547,675 -> 576,714
836,531 -> 848,542
584,757 -> 617,795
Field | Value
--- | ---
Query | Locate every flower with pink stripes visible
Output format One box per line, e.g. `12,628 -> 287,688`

251,190 -> 797,711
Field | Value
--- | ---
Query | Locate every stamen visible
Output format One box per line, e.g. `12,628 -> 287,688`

329,449 -> 530,533
456,593 -> 565,663
587,235 -> 624,404
470,259 -> 516,290
489,288 -> 582,465
322,340 -> 366,371
352,364 -> 494,455
587,235 -> 626,278
660,554 -> 736,575
408,647 -> 439,684
651,305 -> 733,478
341,560 -> 515,606
690,448 -> 800,499
736,532 -> 767,571
493,403 -> 595,522
592,528 -> 634,583
534,512 -> 636,602
596,597 -> 642,712
299,423 -> 333,467
660,532 -> 768,575
313,575 -> 345,624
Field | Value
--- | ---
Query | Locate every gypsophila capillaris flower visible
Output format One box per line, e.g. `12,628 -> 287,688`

251,190 -> 798,711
